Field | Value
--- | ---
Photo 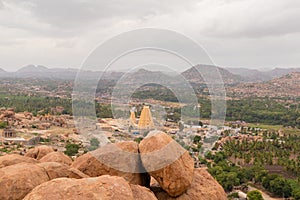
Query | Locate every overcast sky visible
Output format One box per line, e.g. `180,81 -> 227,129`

0,0 -> 300,71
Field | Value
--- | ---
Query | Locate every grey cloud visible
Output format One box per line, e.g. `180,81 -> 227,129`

203,32 -> 300,68
13,0 -> 195,28
0,0 -> 299,70
3,0 -> 299,38
157,0 -> 300,39
212,0 -> 300,38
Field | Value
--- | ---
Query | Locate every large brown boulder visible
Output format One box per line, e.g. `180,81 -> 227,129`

0,161 -> 89,200
130,184 -> 157,200
25,145 -> 54,160
37,162 -> 89,179
152,168 -> 227,200
0,163 -> 49,200
139,131 -> 194,197
72,141 -> 150,186
24,175 -> 134,200
39,151 -> 72,165
0,154 -> 39,168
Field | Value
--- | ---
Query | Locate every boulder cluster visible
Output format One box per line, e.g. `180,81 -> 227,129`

0,131 -> 227,200
0,108 -> 70,131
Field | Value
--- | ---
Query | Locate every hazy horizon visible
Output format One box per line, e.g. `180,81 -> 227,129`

1,63 -> 300,73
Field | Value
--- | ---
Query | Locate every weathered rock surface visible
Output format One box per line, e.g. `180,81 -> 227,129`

152,168 -> 227,200
72,141 -> 150,186
24,175 -> 134,200
0,140 -> 227,200
0,163 -> 49,200
139,131 -> 194,197
37,162 -> 89,179
130,184 -> 158,200
25,145 -> 54,160
0,161 -> 89,200
0,154 -> 39,168
39,151 -> 72,165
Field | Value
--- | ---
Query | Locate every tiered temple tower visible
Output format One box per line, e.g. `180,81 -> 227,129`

130,110 -> 137,126
138,106 -> 154,129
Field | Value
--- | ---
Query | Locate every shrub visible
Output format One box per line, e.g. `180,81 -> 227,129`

247,190 -> 263,200
64,143 -> 80,156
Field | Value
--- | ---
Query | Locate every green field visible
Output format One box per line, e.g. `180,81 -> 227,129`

248,123 -> 300,135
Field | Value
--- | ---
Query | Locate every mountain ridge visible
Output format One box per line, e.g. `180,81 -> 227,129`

0,64 -> 299,84
227,67 -> 300,82
228,71 -> 300,98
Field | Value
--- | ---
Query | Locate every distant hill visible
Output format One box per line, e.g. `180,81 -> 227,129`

8,65 -> 123,80
17,65 -> 48,73
116,68 -> 175,85
1,64 -> 299,85
227,67 -> 300,82
182,64 -> 243,84
14,65 -> 79,79
269,68 -> 300,78
228,72 -> 300,98
0,68 -> 11,77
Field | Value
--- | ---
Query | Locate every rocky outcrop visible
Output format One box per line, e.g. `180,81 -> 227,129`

139,131 -> 194,197
0,163 -> 49,200
24,175 -> 135,200
0,109 -> 15,119
72,141 -> 150,186
37,162 -> 89,179
39,151 -> 72,165
130,184 -> 158,200
25,145 -> 54,160
0,154 -> 39,168
152,168 -> 227,200
0,139 -> 227,200
0,161 -> 89,200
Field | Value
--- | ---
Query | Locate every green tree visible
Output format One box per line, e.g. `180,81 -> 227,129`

293,188 -> 300,200
269,177 -> 292,197
134,137 -> 143,144
193,135 -> 201,144
0,121 -> 8,129
64,143 -> 80,156
247,190 -> 263,200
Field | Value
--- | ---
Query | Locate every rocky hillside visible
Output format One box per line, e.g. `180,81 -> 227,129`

0,131 -> 227,200
182,64 -> 243,84
228,72 -> 300,98
227,67 -> 300,82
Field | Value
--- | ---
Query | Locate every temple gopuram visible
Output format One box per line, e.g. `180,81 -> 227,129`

129,105 -> 155,130
138,106 -> 154,129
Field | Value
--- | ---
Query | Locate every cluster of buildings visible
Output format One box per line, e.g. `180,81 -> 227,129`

0,108 -> 77,151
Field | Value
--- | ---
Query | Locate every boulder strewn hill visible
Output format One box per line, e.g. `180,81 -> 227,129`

228,72 -> 300,98
227,67 -> 300,82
